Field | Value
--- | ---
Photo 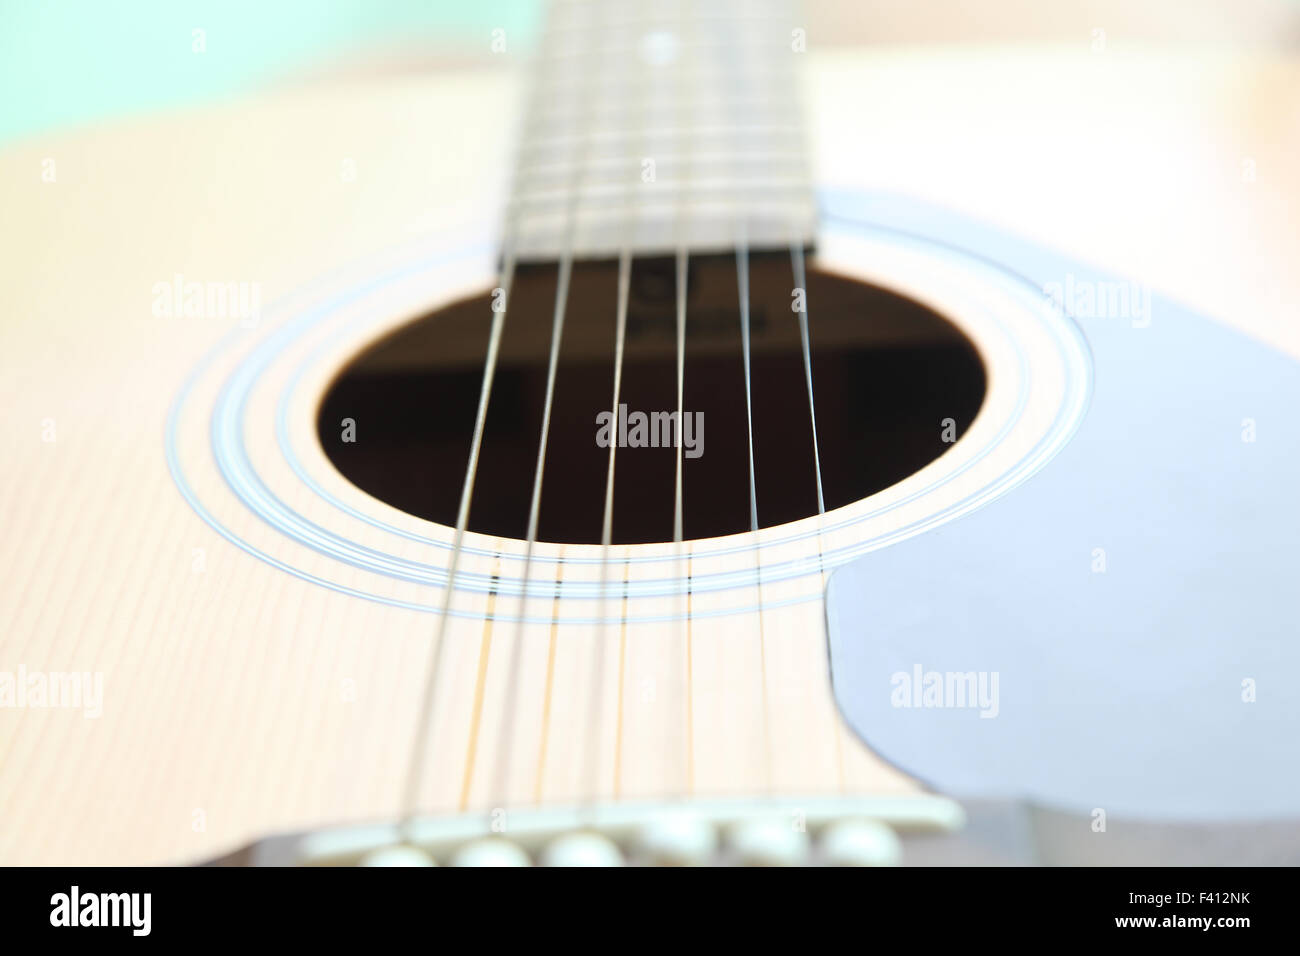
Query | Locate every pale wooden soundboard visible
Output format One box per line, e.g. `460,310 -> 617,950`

1,45 -> 1296,865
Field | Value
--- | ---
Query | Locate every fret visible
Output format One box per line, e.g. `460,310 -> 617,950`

508,0 -> 815,261
524,93 -> 802,134
511,183 -> 813,225
531,64 -> 800,98
530,59 -> 800,96
516,153 -> 809,190
509,202 -> 816,266
518,123 -> 805,154
547,15 -> 797,34
540,36 -> 799,63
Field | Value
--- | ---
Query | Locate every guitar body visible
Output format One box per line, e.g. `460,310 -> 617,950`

2,41 -> 1296,865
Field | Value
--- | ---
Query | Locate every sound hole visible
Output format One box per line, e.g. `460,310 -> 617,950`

318,253 -> 986,545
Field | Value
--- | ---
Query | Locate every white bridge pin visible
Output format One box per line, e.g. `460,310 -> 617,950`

358,845 -> 436,867
728,819 -> 810,867
451,838 -> 531,867
820,819 -> 903,867
540,831 -> 624,867
635,814 -> 718,866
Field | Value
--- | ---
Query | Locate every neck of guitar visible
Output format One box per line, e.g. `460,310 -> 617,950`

506,0 -> 818,263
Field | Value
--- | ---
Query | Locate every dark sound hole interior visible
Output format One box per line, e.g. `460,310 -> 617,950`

317,253 -> 986,545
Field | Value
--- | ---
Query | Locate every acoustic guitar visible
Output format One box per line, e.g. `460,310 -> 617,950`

3,0 -> 1298,866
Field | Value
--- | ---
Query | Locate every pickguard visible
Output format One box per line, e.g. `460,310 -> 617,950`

825,196 -> 1300,821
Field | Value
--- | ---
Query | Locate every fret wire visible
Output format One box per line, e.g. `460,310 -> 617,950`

513,206 -> 816,232
514,202 -> 816,225
513,208 -> 813,252
514,208 -> 816,233
536,57 -> 798,77
516,151 -> 808,184
532,66 -> 799,99
528,113 -> 805,138
524,96 -> 802,133
518,169 -> 811,195
519,174 -> 811,195
512,187 -> 813,225
510,216 -> 817,262
546,12 -> 795,34
518,145 -> 807,174
507,189 -> 819,223
541,37 -> 796,62
517,177 -> 809,212
519,124 -> 803,154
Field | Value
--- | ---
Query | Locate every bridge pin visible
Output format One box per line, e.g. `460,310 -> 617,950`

820,819 -> 903,867
357,845 -> 436,867
540,831 -> 624,867
451,838 -> 531,867
728,819 -> 810,867
635,814 -> 718,866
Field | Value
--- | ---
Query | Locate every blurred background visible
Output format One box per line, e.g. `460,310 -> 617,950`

3,0 -> 1297,147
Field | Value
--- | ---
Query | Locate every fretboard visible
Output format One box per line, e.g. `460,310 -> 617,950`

507,0 -> 817,262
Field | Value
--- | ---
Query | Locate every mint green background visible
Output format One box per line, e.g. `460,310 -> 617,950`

0,1 -> 540,146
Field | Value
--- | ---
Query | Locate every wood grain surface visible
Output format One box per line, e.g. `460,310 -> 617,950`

1,45 -> 1296,864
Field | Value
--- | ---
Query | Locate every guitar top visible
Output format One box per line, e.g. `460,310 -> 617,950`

2,0 -> 1299,868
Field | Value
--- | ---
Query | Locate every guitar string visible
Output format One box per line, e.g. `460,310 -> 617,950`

584,245 -> 632,805
486,252 -> 572,814
792,235 -> 837,785
487,0 -> 601,818
731,0 -> 773,781
790,240 -> 825,516
673,247 -> 687,543
399,245 -> 516,835
736,234 -> 759,535
581,0 -> 659,809
395,0 -> 587,834
673,0 -> 694,796
737,224 -> 772,789
674,244 -> 691,790
781,12 -> 830,782
404,0 -> 805,828
553,0 -> 797,815
671,0 -> 696,551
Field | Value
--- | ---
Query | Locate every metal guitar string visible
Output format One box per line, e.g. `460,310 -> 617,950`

583,246 -> 632,804
723,0 -> 773,784
673,251 -> 688,543
674,243 -> 693,791
396,0 -> 587,832
487,252 -> 573,812
791,235 -> 829,639
489,0 -> 602,815
790,240 -> 826,516
736,235 -> 760,535
673,0 -> 695,793
399,245 -> 515,835
404,0 -> 804,825
582,0 -> 653,807
737,223 -> 773,788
